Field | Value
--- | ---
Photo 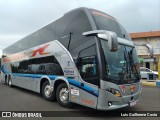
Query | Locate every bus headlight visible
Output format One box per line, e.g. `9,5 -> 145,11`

106,88 -> 121,97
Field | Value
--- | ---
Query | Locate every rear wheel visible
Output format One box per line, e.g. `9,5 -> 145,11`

5,75 -> 8,85
42,81 -> 55,101
56,83 -> 73,108
8,78 -> 13,87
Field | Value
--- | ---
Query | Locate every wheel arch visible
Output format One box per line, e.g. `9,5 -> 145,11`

40,76 -> 70,95
53,77 -> 70,94
40,76 -> 51,94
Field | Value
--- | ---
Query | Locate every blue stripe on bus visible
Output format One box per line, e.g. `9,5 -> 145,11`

12,73 -> 98,97
1,66 -> 10,74
12,73 -> 57,79
67,79 -> 98,97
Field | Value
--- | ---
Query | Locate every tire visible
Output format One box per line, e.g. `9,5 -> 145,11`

8,78 -> 13,87
56,83 -> 73,108
42,81 -> 55,101
5,76 -> 8,85
6,77 -> 9,85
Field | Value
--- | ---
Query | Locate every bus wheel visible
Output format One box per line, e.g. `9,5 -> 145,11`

6,77 -> 9,85
5,76 -> 8,85
42,81 -> 55,101
8,78 -> 13,87
56,83 -> 73,108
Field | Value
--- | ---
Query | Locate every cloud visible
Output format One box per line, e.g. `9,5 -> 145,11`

0,0 -> 159,50
0,34 -> 24,49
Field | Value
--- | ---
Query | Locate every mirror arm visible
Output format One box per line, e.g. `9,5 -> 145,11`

83,30 -> 118,52
134,43 -> 153,58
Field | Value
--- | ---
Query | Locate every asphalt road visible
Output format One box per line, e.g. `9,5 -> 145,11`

0,81 -> 159,120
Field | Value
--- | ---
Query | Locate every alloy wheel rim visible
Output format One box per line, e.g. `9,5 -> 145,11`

9,80 -> 11,86
44,84 -> 52,97
59,88 -> 69,103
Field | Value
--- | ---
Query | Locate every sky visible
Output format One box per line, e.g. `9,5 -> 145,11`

0,0 -> 160,52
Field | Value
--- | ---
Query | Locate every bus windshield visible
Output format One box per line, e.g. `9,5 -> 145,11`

100,39 -> 140,82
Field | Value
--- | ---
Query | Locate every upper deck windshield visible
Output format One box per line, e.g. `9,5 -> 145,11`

91,10 -> 131,40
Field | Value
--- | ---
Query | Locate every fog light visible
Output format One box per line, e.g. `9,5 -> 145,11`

108,102 -> 112,106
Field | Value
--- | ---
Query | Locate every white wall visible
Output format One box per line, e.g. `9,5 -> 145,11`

0,49 -> 2,58
132,37 -> 160,55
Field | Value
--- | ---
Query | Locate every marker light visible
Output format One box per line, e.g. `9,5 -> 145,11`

106,88 -> 122,97
108,102 -> 112,106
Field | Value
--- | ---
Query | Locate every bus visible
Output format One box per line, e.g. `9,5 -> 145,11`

1,7 -> 142,110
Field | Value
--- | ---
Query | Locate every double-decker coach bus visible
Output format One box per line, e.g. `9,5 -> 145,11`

1,7 -> 142,110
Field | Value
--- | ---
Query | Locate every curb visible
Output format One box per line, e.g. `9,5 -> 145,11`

142,80 -> 156,87
156,80 -> 160,87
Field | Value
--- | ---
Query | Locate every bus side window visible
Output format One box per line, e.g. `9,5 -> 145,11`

80,56 -> 97,77
78,45 -> 99,86
37,65 -> 46,74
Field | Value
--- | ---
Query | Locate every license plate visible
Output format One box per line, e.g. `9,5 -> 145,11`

129,101 -> 136,106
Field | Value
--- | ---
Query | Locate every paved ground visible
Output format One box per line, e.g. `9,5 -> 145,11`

0,81 -> 159,120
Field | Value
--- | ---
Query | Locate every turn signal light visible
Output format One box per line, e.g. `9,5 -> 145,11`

114,93 -> 121,97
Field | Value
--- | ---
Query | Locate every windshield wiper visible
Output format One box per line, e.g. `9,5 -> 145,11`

119,52 -> 129,82
128,49 -> 140,80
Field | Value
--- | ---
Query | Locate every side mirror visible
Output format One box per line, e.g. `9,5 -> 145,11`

134,43 -> 154,58
98,32 -> 118,51
83,30 -> 118,52
145,44 -> 153,58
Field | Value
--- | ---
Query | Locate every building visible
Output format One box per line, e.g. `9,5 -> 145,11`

130,31 -> 160,71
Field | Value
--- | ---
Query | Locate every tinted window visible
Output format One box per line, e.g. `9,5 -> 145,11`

11,55 -> 63,75
80,56 -> 97,78
91,9 -> 131,40
57,10 -> 92,51
3,21 -> 56,56
78,45 -> 99,86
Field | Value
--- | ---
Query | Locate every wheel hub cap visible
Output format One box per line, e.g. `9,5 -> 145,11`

59,88 -> 69,103
44,85 -> 52,97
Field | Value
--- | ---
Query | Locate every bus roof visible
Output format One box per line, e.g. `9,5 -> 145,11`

3,7 -> 129,57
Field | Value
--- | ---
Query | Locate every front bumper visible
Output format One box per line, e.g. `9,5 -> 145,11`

96,88 -> 141,110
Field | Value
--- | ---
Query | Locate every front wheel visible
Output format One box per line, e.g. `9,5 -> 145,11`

56,83 -> 73,108
42,81 -> 55,101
